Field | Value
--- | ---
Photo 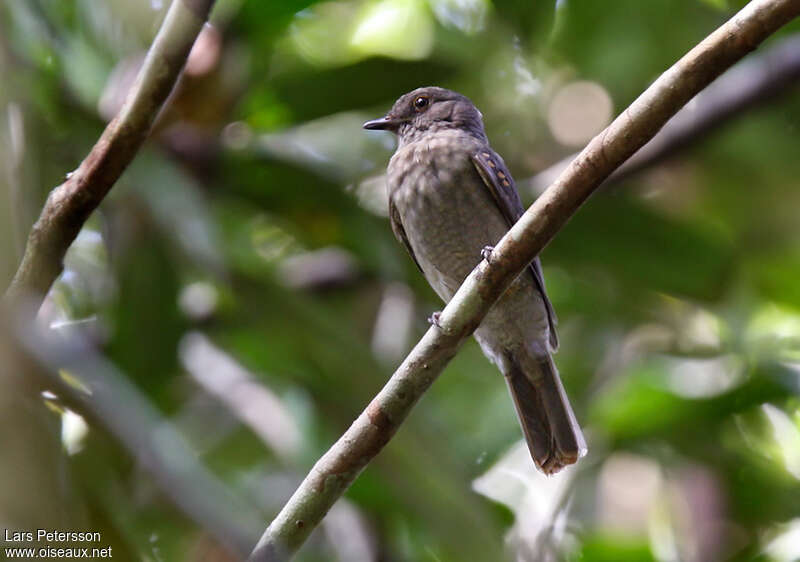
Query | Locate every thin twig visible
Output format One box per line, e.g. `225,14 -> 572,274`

2,0 -> 216,307
248,1 -> 800,560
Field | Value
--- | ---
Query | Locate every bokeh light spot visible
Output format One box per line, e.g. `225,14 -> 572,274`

547,80 -> 613,147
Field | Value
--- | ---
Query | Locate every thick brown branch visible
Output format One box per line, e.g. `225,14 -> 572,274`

2,0 -> 216,307
248,1 -> 800,560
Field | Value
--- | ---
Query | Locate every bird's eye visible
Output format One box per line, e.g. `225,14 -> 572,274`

413,96 -> 429,110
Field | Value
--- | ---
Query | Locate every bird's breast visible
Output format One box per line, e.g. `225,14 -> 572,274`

387,133 -> 510,300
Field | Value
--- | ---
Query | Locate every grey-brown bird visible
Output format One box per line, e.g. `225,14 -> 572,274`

364,86 -> 586,474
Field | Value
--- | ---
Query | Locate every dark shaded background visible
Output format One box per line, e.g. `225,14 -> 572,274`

2,0 -> 800,560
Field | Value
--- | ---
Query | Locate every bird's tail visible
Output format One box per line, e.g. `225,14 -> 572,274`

503,348 -> 586,474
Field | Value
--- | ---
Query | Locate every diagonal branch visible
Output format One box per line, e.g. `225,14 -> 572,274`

248,1 -> 800,560
2,0 -> 217,307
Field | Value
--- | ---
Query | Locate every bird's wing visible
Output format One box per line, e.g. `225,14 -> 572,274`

389,195 -> 424,274
471,149 -> 559,350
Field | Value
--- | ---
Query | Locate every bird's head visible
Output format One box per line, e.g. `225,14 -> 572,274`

363,86 -> 486,144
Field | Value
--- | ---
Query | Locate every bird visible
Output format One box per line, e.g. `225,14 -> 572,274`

364,86 -> 586,474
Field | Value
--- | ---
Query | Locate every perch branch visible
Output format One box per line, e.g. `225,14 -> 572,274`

3,0 -> 216,307
248,1 -> 800,560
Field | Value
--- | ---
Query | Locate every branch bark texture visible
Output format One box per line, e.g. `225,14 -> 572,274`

248,1 -> 800,560
2,0 -> 216,306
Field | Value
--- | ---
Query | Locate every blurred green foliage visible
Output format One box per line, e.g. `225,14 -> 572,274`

2,0 -> 800,561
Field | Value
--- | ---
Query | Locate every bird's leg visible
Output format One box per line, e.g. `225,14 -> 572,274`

481,245 -> 494,263
427,311 -> 442,328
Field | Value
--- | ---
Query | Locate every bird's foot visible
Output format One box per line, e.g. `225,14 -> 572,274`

481,245 -> 494,263
427,311 -> 442,328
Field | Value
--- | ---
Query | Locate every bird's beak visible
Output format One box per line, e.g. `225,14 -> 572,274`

363,116 -> 400,131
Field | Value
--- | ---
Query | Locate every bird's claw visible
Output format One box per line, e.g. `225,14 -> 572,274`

428,311 -> 442,328
481,245 -> 494,262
